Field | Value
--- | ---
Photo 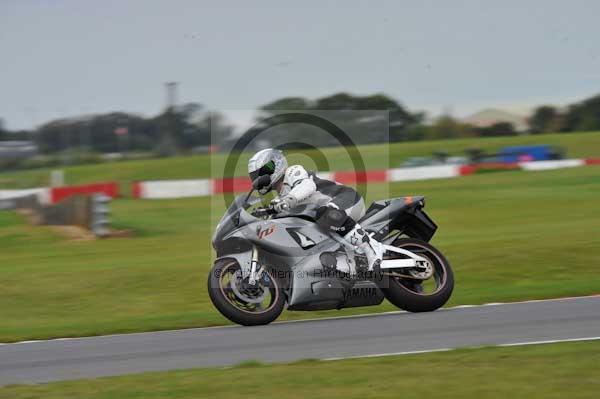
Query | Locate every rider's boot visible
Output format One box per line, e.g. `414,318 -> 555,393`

343,224 -> 384,271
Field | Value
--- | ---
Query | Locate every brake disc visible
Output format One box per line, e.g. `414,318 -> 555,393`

229,270 -> 268,304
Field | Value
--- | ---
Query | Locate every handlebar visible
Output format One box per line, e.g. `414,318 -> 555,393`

251,206 -> 277,218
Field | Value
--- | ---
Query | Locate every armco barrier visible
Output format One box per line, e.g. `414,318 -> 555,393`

50,182 -> 119,204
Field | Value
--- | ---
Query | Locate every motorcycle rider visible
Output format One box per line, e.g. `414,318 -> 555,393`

248,148 -> 384,270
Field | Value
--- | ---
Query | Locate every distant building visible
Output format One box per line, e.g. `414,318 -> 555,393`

462,109 -> 529,132
0,141 -> 38,160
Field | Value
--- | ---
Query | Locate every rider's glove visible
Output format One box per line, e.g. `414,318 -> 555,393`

271,196 -> 296,213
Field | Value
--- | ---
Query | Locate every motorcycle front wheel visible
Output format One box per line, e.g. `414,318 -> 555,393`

208,259 -> 286,326
381,238 -> 454,312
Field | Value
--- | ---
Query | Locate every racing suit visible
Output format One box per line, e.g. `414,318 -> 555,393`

273,165 -> 383,270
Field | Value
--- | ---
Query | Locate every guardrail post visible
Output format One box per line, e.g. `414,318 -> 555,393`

91,194 -> 111,237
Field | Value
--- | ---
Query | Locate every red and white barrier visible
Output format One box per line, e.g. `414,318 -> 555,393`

519,159 -> 585,171
0,188 -> 50,204
50,182 -> 119,204
211,177 -> 252,195
458,163 -> 521,176
9,158 -> 593,202
131,158 -> 600,199
388,165 -> 459,182
131,165 -> 463,199
315,171 -> 334,181
0,182 -> 120,205
132,179 -> 212,199
334,170 -> 389,184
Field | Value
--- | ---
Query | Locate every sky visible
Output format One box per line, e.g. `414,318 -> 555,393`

1,0 -> 600,130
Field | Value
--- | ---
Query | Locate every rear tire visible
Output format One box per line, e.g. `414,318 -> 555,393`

208,259 -> 286,326
381,238 -> 454,312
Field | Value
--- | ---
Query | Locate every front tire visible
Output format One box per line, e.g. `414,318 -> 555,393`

381,238 -> 454,312
208,259 -> 285,326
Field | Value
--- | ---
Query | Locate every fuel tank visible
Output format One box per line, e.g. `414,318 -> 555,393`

248,216 -> 332,257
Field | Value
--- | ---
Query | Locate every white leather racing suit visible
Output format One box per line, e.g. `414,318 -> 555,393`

276,165 -> 366,221
274,165 -> 383,270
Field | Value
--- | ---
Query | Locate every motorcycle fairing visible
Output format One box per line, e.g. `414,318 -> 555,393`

212,194 -> 437,311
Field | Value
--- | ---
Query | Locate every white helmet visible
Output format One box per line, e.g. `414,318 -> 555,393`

248,148 -> 288,194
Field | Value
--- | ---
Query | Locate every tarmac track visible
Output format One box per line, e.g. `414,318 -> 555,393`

1,295 -> 599,386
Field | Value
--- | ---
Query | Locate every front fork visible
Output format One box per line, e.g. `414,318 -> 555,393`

248,246 -> 260,285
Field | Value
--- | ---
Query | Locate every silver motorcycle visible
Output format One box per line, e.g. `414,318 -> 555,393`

208,185 -> 454,326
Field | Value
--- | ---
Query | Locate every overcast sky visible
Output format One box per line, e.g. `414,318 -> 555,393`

2,0 -> 600,130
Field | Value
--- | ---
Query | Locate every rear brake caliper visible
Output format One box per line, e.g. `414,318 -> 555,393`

411,259 -> 433,279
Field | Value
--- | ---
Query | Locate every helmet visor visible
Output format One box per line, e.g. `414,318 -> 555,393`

249,160 -> 276,183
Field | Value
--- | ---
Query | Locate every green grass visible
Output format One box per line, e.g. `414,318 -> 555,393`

1,131 -> 600,190
1,341 -> 599,398
1,166 -> 599,342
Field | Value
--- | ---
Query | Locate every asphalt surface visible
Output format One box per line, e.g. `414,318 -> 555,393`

1,296 -> 599,386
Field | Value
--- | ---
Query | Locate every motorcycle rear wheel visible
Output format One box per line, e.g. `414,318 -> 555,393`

381,238 -> 454,312
208,259 -> 286,326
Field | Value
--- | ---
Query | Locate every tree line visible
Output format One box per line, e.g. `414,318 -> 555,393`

529,95 -> 600,134
1,92 -> 599,160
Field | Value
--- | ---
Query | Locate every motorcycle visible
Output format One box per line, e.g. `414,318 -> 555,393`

208,179 -> 454,326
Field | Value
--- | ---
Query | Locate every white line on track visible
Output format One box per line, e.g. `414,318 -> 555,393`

1,294 -> 598,346
323,336 -> 600,362
270,293 -> 600,325
323,348 -> 453,361
498,336 -> 600,347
